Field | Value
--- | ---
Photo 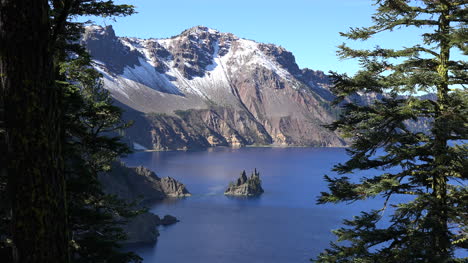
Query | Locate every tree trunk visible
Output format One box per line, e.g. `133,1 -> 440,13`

0,0 -> 70,262
431,2 -> 451,261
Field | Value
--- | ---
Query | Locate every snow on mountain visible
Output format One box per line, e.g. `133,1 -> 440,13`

81,25 -> 345,150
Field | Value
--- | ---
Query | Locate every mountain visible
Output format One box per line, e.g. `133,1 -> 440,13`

81,25 -> 346,150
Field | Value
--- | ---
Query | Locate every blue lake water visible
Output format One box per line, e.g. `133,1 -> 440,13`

121,147 -> 408,262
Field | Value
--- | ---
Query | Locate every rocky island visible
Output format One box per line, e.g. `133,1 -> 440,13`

224,169 -> 264,196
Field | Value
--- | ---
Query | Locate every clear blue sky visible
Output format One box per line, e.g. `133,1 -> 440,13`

89,0 -> 429,75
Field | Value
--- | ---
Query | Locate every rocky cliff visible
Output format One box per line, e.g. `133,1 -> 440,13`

120,213 -> 179,245
225,169 -> 264,196
99,163 -> 190,244
82,25 -> 346,150
100,162 -> 191,203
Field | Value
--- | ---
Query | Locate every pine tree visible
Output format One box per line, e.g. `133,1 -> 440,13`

61,53 -> 142,263
1,1 -> 135,262
314,1 -> 467,262
50,2 -> 139,261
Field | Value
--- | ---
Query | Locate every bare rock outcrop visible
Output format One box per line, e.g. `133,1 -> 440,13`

160,215 -> 179,225
99,162 -> 189,245
160,177 -> 191,197
100,163 -> 191,202
225,169 -> 264,196
120,213 -> 180,245
120,212 -> 161,245
145,108 -> 272,151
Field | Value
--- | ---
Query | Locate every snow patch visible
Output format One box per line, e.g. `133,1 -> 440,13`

86,25 -> 107,35
93,60 -> 131,99
157,38 -> 173,49
208,28 -> 219,34
184,39 -> 234,97
236,39 -> 291,80
92,27 -> 299,104
205,40 -> 220,71
122,57 -> 181,95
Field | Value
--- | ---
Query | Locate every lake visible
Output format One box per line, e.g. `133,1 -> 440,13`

122,147 -> 391,262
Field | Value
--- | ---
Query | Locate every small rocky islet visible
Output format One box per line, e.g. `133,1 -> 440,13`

224,169 -> 264,196
103,164 -> 265,244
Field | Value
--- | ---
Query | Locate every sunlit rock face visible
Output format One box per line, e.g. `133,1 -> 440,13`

99,163 -> 189,245
225,169 -> 264,196
100,164 -> 191,202
82,25 -> 347,150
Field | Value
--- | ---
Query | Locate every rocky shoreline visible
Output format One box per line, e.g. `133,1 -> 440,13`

121,214 -> 180,245
100,164 -> 268,245
99,162 -> 190,245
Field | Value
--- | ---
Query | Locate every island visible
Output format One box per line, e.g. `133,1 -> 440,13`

224,169 -> 264,196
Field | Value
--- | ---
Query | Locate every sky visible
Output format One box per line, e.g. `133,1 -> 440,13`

86,0 -> 433,75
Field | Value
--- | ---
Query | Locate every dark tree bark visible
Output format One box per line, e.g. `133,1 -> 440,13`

0,0 -> 69,262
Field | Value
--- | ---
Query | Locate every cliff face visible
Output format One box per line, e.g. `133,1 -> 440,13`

145,108 -> 272,150
82,25 -> 346,150
120,213 -> 180,245
100,163 -> 191,203
99,163 -> 189,244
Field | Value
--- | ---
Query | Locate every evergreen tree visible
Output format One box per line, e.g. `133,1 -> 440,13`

1,1 -> 135,262
315,1 -> 467,262
51,2 -> 139,261
61,54 -> 141,263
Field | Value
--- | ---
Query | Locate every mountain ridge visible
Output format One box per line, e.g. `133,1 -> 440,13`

81,25 -> 346,150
